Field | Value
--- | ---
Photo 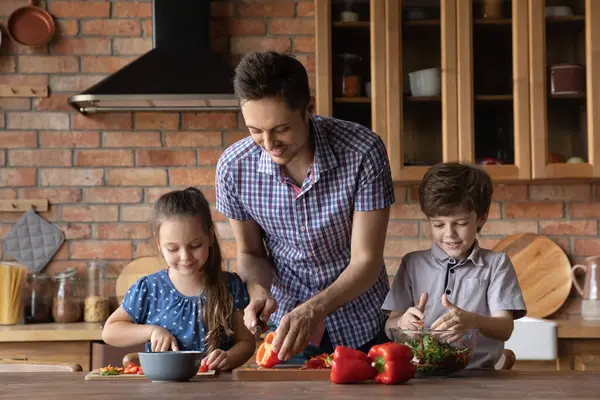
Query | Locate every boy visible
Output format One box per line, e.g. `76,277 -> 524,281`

382,162 -> 526,369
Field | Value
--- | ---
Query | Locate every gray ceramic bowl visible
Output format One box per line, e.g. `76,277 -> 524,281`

138,351 -> 203,382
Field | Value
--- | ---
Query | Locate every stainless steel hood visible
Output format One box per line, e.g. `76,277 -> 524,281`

68,0 -> 239,114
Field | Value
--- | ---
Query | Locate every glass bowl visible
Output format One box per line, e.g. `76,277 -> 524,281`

389,328 -> 478,377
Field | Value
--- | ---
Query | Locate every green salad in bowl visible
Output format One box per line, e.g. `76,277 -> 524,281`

389,328 -> 478,377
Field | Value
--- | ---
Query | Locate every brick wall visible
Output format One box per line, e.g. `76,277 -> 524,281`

0,1 -> 591,318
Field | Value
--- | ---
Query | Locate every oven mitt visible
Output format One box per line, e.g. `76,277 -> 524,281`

2,208 -> 64,273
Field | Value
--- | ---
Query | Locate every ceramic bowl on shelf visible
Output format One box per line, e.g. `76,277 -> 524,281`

408,67 -> 441,97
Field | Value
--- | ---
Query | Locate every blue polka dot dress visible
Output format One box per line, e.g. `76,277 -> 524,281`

121,269 -> 250,355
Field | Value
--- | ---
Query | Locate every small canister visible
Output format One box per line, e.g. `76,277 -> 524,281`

550,64 -> 586,95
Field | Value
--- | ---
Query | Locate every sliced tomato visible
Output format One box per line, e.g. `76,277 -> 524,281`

198,364 -> 209,373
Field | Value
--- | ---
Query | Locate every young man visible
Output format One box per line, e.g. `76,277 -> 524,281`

382,162 -> 526,369
216,51 -> 395,362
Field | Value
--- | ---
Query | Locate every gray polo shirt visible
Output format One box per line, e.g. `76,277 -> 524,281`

382,240 -> 527,369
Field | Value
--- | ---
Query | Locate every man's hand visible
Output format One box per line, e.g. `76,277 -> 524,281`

271,303 -> 323,361
243,282 -> 278,335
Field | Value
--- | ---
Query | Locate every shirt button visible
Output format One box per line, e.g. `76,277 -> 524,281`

450,269 -> 455,274
446,289 -> 451,295
314,267 -> 319,273
300,226 -> 306,231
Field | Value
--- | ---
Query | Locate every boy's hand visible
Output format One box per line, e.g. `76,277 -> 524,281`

431,294 -> 478,342
398,292 -> 428,330
201,349 -> 229,371
150,326 -> 179,352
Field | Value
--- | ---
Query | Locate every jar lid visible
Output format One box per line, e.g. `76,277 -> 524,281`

54,268 -> 77,280
29,272 -> 50,280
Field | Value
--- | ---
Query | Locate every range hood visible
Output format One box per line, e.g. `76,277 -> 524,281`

68,0 -> 239,114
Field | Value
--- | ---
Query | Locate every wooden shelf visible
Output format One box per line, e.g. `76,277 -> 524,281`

475,94 -> 513,101
546,15 -> 585,23
549,93 -> 586,100
405,95 -> 441,102
0,199 -> 49,212
333,21 -> 369,28
404,19 -> 440,27
474,18 -> 512,25
334,97 -> 371,103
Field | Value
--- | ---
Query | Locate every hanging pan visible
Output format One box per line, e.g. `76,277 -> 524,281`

7,0 -> 55,47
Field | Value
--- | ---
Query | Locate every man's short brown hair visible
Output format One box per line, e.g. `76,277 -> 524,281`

419,162 -> 493,219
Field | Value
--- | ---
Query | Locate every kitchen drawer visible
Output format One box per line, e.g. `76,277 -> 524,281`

0,341 -> 92,371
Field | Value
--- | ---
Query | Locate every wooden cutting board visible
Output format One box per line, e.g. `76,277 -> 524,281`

84,369 -> 215,381
232,364 -> 331,381
492,233 -> 572,318
115,256 -> 167,302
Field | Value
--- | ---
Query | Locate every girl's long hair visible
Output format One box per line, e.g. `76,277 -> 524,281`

151,187 -> 233,354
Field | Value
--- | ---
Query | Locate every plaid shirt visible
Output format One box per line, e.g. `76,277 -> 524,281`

216,115 -> 395,348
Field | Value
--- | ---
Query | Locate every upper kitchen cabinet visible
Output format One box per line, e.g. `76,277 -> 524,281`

529,0 -> 600,178
315,0 -> 387,136
456,0 -> 532,180
384,0 -> 459,181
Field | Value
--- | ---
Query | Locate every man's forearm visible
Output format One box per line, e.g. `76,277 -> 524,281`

306,259 -> 382,316
475,314 -> 514,342
237,252 -> 274,290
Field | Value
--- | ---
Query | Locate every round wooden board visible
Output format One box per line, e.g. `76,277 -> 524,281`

492,233 -> 572,318
115,256 -> 167,301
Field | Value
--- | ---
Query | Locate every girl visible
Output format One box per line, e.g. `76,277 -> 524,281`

102,187 -> 256,371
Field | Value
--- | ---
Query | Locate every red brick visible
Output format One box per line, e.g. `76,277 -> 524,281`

390,203 -> 424,219
106,168 -> 167,186
269,19 -> 315,35
70,241 -> 132,259
52,242 -> 69,259
0,189 -> 17,199
34,94 -> 74,112
112,2 -> 153,18
228,260 -> 238,273
1,38 -> 47,55
393,185 -> 407,203
0,1 -> 30,16
211,2 -> 234,17
75,150 -> 134,167
220,240 -> 238,259
50,75 -> 104,91
103,131 -> 161,148
182,113 -> 238,130
20,188 -> 81,204
57,223 -> 92,240
40,131 -> 100,148
530,184 -> 591,201
213,19 -> 266,36
0,99 -> 31,110
573,239 -> 600,257
165,132 -> 222,147
211,37 -> 230,55
143,19 -> 152,36
488,203 -> 501,219
0,168 -> 36,187
62,205 -> 119,222
0,56 -> 16,73
569,203 -> 600,218
134,240 -> 158,258
231,37 -> 291,54
83,188 -> 143,204
480,221 -> 538,236
121,206 -> 153,222
294,37 -> 315,53
540,220 -> 597,236
57,20 -> 79,36
420,221 -> 432,238
504,202 -> 564,219
170,168 -> 216,186
52,38 -> 111,55
0,151 -> 4,167
81,19 -> 142,36
0,114 -> 4,129
198,149 -> 223,166
238,2 -> 296,17
384,239 -> 431,257
95,223 -> 151,240
113,38 -> 152,55
135,113 -> 180,130
9,150 -> 72,167
0,75 -> 48,85
136,150 -> 196,167
81,56 -> 137,73
0,132 -> 37,148
492,184 -> 528,201
406,185 -> 419,202
386,221 -> 419,237
0,224 -> 12,239
7,112 -> 69,130
295,54 -> 315,73
224,131 -> 248,146
44,261 -> 88,277
297,2 -> 315,17
145,188 -> 173,203
40,169 -> 103,186
73,113 -> 133,130
49,1 -> 110,17
19,56 -> 79,73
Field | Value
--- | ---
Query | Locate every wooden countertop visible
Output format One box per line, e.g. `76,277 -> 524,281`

555,318 -> 600,338
0,323 -> 103,342
0,370 -> 598,399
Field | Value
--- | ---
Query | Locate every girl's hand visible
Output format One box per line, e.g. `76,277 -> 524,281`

150,326 -> 179,352
201,349 -> 229,371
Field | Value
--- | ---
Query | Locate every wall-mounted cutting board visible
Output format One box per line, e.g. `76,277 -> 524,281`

492,233 -> 572,318
232,365 -> 330,381
116,256 -> 167,302
85,369 -> 215,380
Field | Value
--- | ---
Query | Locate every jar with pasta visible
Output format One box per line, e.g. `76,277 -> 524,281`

52,268 -> 82,323
0,263 -> 28,325
84,261 -> 109,323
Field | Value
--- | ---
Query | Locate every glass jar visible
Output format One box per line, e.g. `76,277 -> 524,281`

23,272 -> 54,324
52,268 -> 82,323
84,261 -> 109,323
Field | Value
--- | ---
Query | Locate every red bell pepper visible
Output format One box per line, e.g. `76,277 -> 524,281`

329,346 -> 376,384
368,342 -> 416,385
256,331 -> 280,368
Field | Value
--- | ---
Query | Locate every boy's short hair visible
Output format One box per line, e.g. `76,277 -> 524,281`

233,51 -> 311,113
419,162 -> 493,219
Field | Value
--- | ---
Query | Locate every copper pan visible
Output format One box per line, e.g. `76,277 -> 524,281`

7,0 -> 55,46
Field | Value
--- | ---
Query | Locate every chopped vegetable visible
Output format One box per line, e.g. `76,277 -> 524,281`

256,331 -> 280,368
402,333 -> 472,375
99,365 -> 123,376
301,353 -> 332,369
198,364 -> 209,373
